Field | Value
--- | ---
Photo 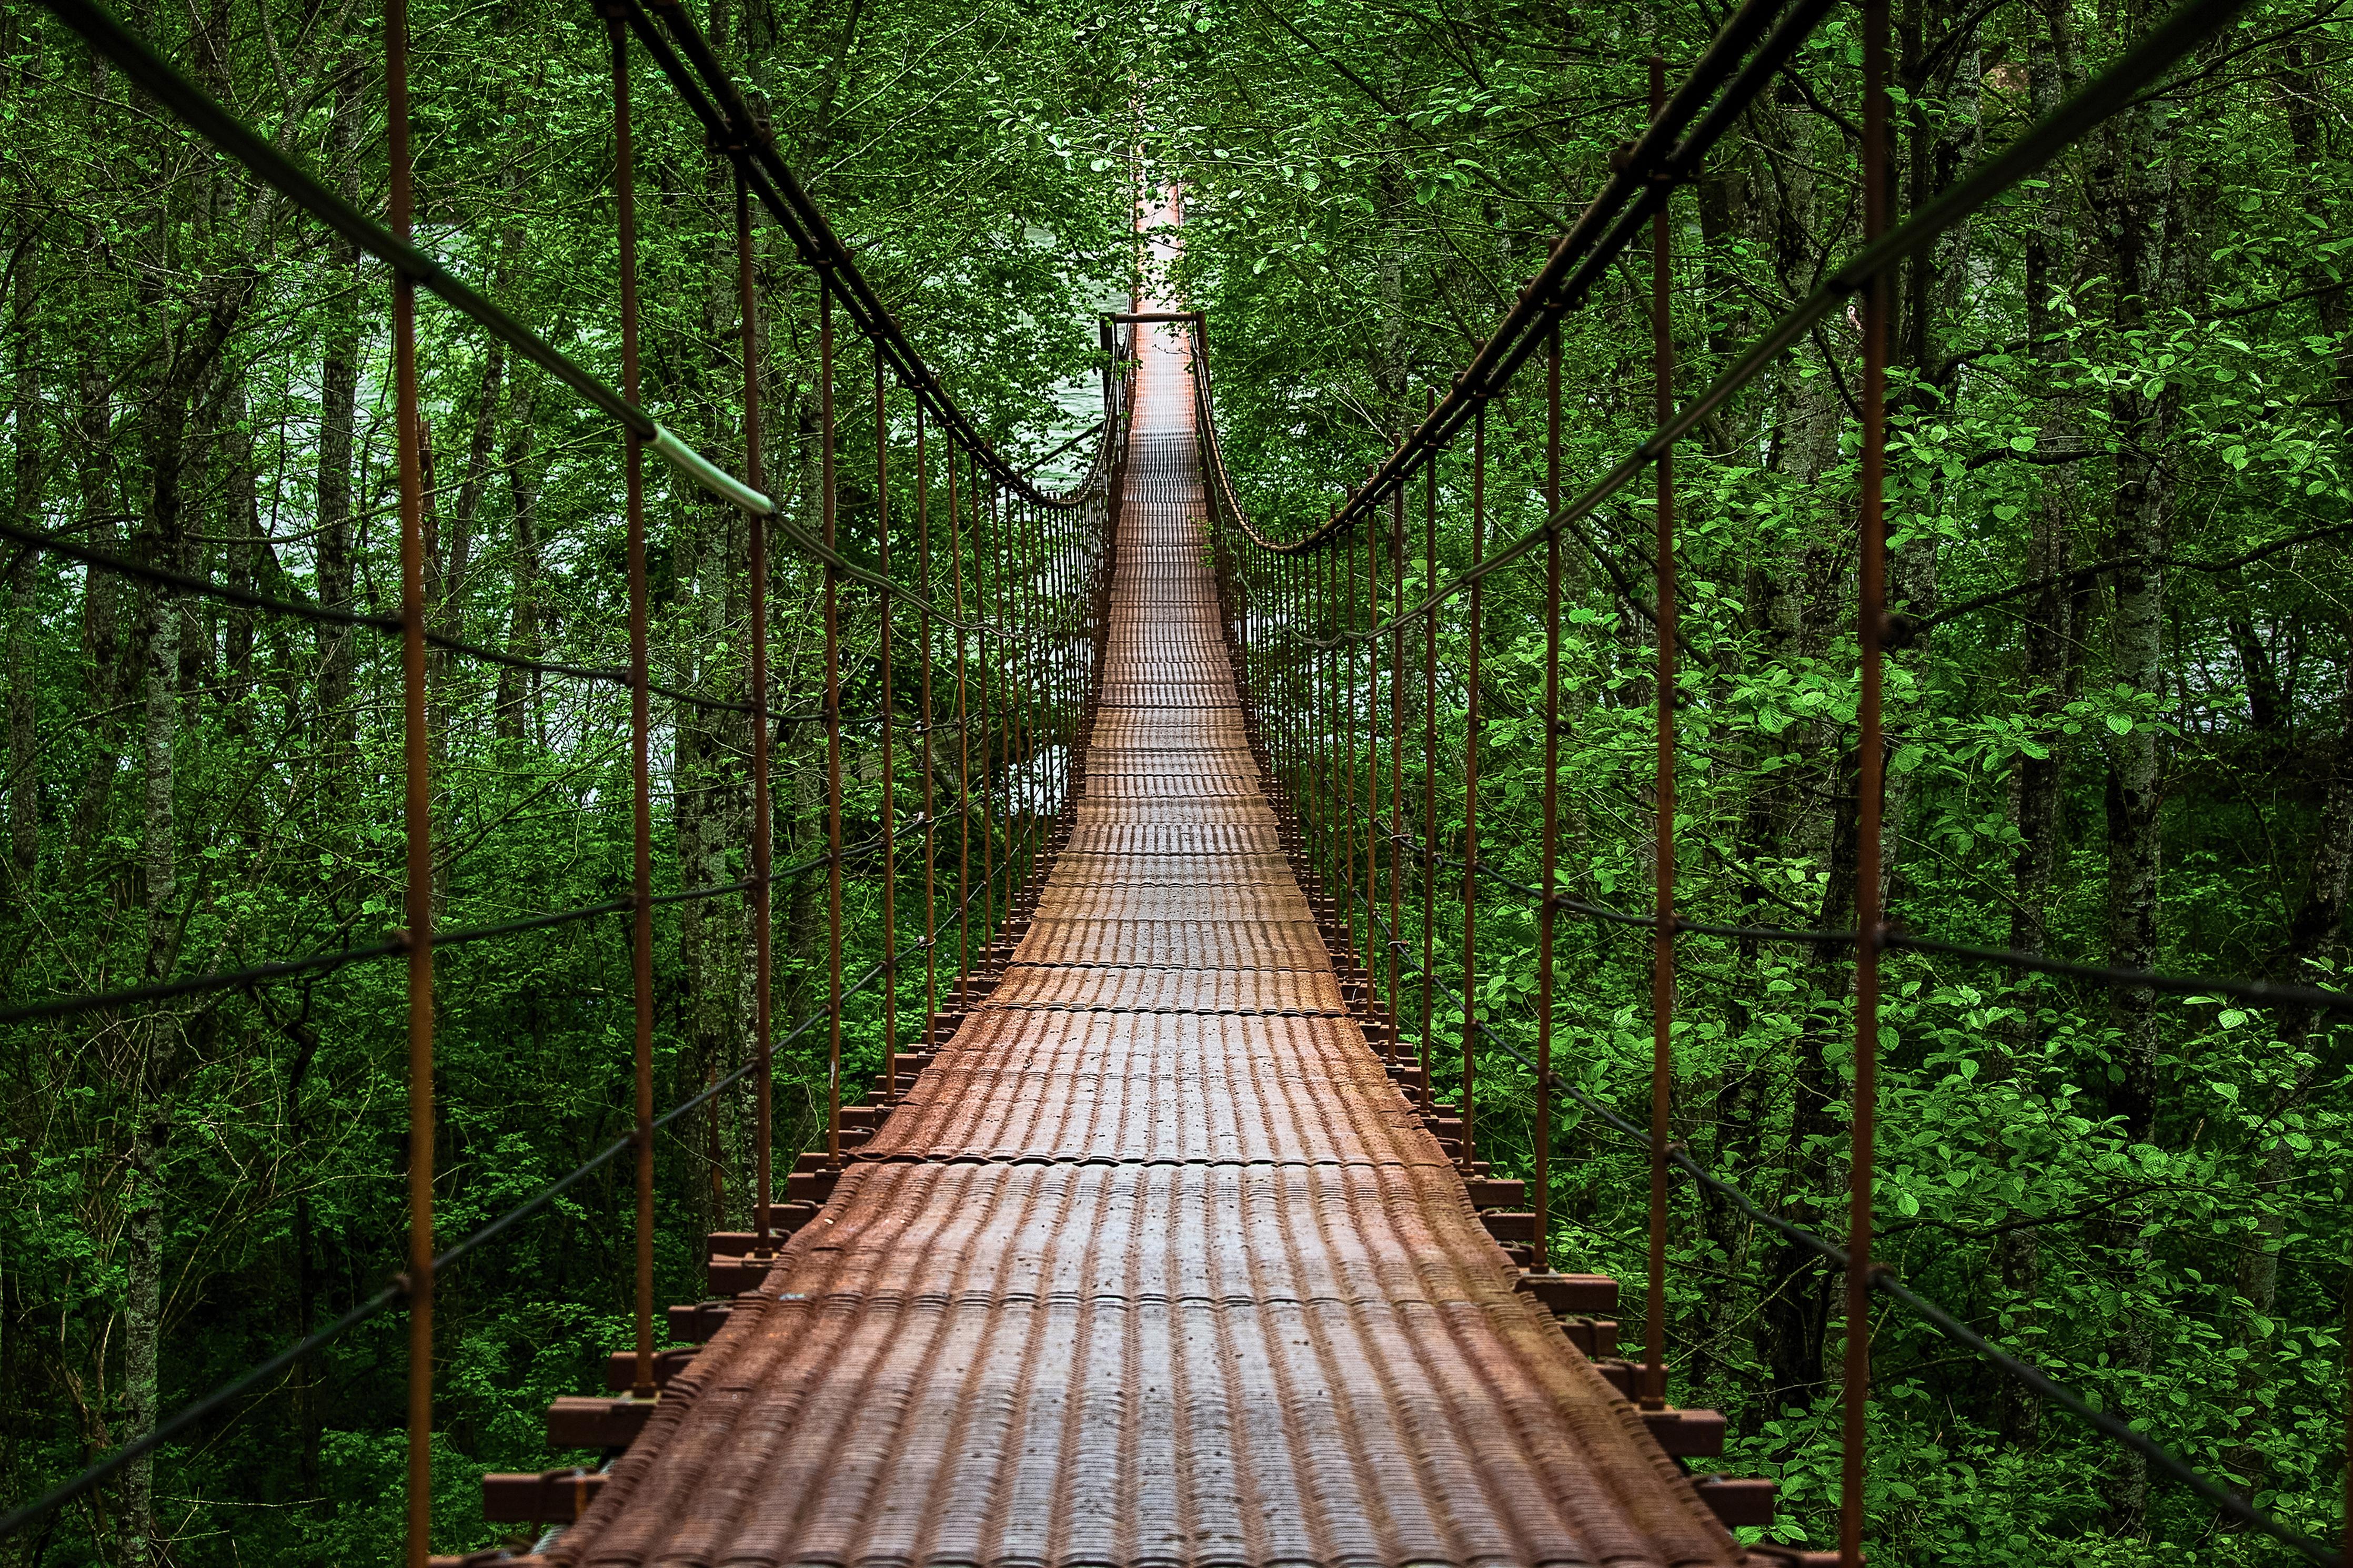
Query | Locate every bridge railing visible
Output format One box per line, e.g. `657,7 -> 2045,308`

1184,0 -> 2342,1563
0,0 -> 1128,1553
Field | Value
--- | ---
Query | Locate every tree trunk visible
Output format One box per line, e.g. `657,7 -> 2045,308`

69,338 -> 124,863
2087,3 -> 2189,1524
1990,0 -> 2086,1451
496,371 -> 544,742
8,240 -> 39,884
123,360 -> 188,1568
315,63 -> 363,774
430,343 -> 501,911
2223,41 -> 2353,1503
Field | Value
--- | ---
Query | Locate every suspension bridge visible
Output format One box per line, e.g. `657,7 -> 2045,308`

1,0 -> 2343,1563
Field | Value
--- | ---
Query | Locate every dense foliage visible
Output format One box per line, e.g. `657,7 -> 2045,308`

2,0 -> 2348,1562
0,0 -> 1128,1558
1171,0 -> 2351,1561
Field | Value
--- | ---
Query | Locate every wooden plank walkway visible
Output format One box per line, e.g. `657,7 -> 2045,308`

528,321 -> 1780,1568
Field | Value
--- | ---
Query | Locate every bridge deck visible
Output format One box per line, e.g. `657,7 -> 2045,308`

544,328 -> 1755,1568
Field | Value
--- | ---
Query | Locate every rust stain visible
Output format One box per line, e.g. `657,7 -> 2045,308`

541,320 -> 1755,1568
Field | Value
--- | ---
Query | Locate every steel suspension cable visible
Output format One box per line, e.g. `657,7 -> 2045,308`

0,834 -> 1029,1550
36,0 -> 1085,645
0,515 -> 823,724
0,814 -> 928,1031
1336,874 -> 2340,1567
625,0 -> 1093,511
1231,0 -> 2257,649
1192,0 -> 1827,558
1394,815 -> 2353,1017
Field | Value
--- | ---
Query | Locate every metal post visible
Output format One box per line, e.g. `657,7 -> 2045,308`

609,10 -> 658,1401
917,405 -> 937,1049
1013,497 -> 1030,898
388,0 -> 433,1552
1047,502 -> 1058,844
736,165 -> 775,1252
1302,549 -> 1316,870
1645,53 -> 1677,1411
951,451 -> 971,1014
1533,330 -> 1562,1261
875,355 -> 896,1106
821,285 -> 844,1169
1017,499 -> 1037,889
1015,492 -> 1028,908
1336,540 -> 1355,959
1286,552 -> 1300,808
1345,522 -> 1361,975
1460,405 -> 1483,1173
1420,390 -> 1437,1115
1284,553 -> 1298,814
1031,498 -> 1045,881
1844,2 -> 1891,1559
1063,497 -> 1073,803
978,488 -> 996,959
1387,479 -> 1405,1065
1002,494 -> 1020,916
1328,543 -> 1343,948
1017,497 -> 1033,901
1331,541 -> 1344,952
1363,502 -> 1380,1043
1043,498 -> 1059,818
1066,501 -> 1080,804
1280,552 -> 1299,818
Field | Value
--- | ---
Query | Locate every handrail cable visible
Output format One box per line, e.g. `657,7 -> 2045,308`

1194,0 -> 1829,556
15,0 -> 1112,1554
32,0 -> 1091,642
1332,877 -> 2339,1568
1204,0 -> 2331,1557
627,0 -> 1113,510
0,513 -> 832,725
0,754 -> 1033,1028
1206,0 -> 2255,649
0,820 -> 1040,1544
1345,818 -> 2353,1017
